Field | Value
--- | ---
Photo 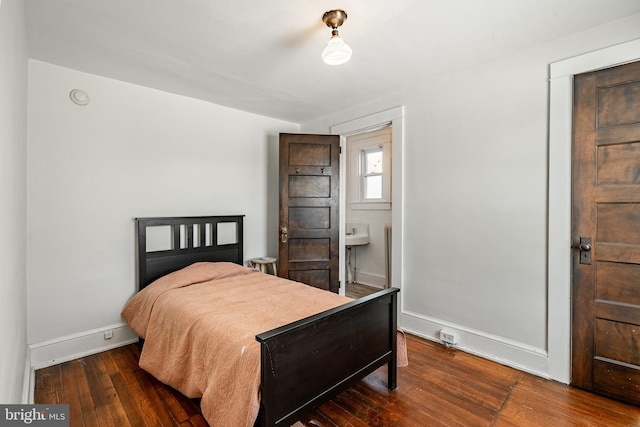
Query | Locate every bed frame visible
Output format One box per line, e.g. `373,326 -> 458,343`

135,215 -> 399,427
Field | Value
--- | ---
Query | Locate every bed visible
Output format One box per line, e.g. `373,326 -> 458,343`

123,215 -> 402,427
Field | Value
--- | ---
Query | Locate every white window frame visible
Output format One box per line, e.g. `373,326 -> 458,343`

361,145 -> 384,200
348,129 -> 392,211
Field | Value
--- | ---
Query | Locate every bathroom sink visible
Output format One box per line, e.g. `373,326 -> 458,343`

345,233 -> 369,246
345,222 -> 370,246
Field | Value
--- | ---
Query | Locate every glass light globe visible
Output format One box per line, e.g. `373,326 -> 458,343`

322,35 -> 352,65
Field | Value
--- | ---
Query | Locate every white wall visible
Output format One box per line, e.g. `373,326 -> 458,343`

0,0 -> 29,403
302,14 -> 640,379
26,60 -> 299,345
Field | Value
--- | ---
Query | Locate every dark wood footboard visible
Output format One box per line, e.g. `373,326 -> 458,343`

255,287 -> 399,427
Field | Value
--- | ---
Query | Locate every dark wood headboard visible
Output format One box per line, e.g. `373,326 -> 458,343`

135,215 -> 244,289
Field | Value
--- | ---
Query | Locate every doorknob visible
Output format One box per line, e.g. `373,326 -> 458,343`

574,237 -> 592,265
280,226 -> 288,243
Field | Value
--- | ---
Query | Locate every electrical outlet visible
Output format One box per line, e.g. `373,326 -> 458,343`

440,330 -> 457,345
103,330 -> 113,340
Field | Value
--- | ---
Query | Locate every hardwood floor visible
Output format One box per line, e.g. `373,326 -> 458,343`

35,334 -> 640,426
345,282 -> 380,299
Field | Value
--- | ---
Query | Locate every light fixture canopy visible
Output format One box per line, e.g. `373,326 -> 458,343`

322,9 -> 352,65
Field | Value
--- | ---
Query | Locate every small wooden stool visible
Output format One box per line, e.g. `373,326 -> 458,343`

249,257 -> 278,275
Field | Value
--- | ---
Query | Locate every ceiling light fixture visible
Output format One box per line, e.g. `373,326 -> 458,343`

321,10 -> 352,65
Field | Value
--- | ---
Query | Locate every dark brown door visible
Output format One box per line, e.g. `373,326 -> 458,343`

572,60 -> 640,405
279,133 -> 340,293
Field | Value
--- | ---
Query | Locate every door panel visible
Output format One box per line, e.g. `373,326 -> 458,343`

279,133 -> 340,293
597,82 -> 640,126
593,361 -> 640,403
572,60 -> 640,405
596,262 -> 640,305
288,238 -> 330,260
289,207 -> 330,229
288,270 -> 330,290
289,176 -> 332,198
597,204 -> 640,243
595,319 -> 640,365
597,143 -> 640,184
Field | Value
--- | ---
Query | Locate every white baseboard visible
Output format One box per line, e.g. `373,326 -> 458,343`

29,323 -> 139,370
350,272 -> 386,289
400,310 -> 549,378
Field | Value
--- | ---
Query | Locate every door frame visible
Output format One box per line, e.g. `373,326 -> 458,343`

330,106 -> 404,303
548,38 -> 640,384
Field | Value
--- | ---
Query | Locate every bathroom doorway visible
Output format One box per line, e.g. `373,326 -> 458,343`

330,106 -> 404,302
344,126 -> 392,298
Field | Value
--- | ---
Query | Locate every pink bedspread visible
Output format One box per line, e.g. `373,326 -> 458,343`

121,262 -> 354,427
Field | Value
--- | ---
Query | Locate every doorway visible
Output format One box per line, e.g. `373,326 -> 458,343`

344,127 -> 392,298
330,106 -> 404,300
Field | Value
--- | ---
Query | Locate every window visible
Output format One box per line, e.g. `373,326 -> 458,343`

347,127 -> 392,210
362,146 -> 383,199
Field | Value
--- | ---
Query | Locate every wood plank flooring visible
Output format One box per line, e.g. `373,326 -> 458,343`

345,282 -> 380,299
35,334 -> 640,426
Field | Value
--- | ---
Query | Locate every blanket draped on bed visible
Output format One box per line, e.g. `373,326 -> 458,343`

122,262 -> 364,427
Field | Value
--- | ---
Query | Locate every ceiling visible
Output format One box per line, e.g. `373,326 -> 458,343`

23,0 -> 640,123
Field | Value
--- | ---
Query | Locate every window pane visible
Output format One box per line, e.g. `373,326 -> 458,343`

365,150 -> 383,174
365,175 -> 382,199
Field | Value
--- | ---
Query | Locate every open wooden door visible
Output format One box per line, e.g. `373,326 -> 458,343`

278,133 -> 340,293
572,60 -> 640,405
